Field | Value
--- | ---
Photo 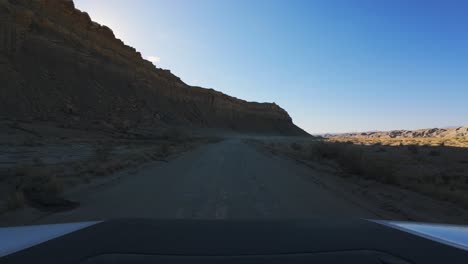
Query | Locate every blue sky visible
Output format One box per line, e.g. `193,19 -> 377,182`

74,0 -> 468,134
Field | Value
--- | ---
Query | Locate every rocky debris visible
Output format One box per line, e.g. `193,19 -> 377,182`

329,126 -> 468,139
0,0 -> 307,135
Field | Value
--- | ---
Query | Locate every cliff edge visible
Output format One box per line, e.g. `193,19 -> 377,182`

0,0 -> 307,135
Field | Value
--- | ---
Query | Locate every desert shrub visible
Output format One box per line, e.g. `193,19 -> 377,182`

6,191 -> 26,210
308,142 -> 326,160
382,172 -> 399,185
14,165 -> 35,177
160,142 -> 170,156
163,127 -> 188,142
290,142 -> 302,151
83,176 -> 92,184
336,146 -> 364,175
440,173 -> 451,185
72,162 -> 84,171
22,137 -> 41,147
361,158 -> 398,184
89,164 -> 109,176
407,145 -> 419,154
422,174 -> 438,185
313,142 -> 342,160
19,173 -> 63,196
376,147 -> 386,152
33,157 -> 44,166
310,142 -> 399,185
8,167 -> 65,209
94,144 -> 112,162
90,161 -> 125,176
309,142 -> 365,174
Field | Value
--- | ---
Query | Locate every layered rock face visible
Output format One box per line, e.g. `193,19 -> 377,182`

330,126 -> 468,139
0,0 -> 307,135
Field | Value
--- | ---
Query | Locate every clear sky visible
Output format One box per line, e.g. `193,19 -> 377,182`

74,0 -> 468,134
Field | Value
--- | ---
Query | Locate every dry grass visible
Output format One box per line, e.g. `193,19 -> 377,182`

21,137 -> 42,147
305,142 -> 398,183
2,165 -> 67,210
1,135 -> 219,213
328,136 -> 468,148
160,142 -> 170,157
162,127 -> 190,142
14,166 -> 63,193
260,139 -> 468,208
94,143 -> 113,162
5,191 -> 26,210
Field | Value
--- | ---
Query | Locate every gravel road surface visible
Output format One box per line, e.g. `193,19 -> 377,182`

35,138 -> 376,223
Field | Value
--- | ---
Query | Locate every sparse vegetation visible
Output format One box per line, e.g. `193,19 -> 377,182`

161,142 -> 170,156
407,145 -> 419,154
162,127 -> 189,142
328,135 -> 468,148
256,138 -> 468,208
94,143 -> 113,162
22,137 -> 42,147
19,167 -> 60,189
290,142 -> 302,151
4,165 -> 66,210
1,134 -> 219,214
5,191 -> 26,210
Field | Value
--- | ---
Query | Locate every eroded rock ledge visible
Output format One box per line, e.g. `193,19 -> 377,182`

0,0 -> 307,135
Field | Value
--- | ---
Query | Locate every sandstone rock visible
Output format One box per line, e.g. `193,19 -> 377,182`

332,126 -> 468,139
0,0 -> 307,135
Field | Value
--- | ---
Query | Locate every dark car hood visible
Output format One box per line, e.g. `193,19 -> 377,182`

1,218 -> 468,264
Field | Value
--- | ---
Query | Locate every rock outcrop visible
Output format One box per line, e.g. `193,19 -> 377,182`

329,126 -> 468,139
0,0 -> 307,135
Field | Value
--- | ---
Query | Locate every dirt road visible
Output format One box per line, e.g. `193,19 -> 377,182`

25,138 -> 377,223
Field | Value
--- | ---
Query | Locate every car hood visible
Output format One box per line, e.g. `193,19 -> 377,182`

1,218 -> 468,264
373,220 -> 468,251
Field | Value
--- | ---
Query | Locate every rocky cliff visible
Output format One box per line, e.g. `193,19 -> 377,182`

0,0 -> 307,135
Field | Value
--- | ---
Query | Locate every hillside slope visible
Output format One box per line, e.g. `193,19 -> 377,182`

0,0 -> 307,135
329,126 -> 468,139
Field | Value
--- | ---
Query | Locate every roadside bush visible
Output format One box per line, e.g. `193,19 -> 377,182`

308,142 -> 399,185
13,166 -> 63,196
312,142 -> 341,160
336,145 -> 364,175
407,145 -> 419,154
94,144 -> 112,162
22,137 -> 41,147
376,147 -> 386,152
5,191 -> 26,210
162,127 -> 188,142
19,173 -> 63,196
440,173 -> 451,185
33,157 -> 44,166
160,142 -> 170,157
290,142 -> 302,151
91,161 -> 126,176
361,158 -> 398,184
